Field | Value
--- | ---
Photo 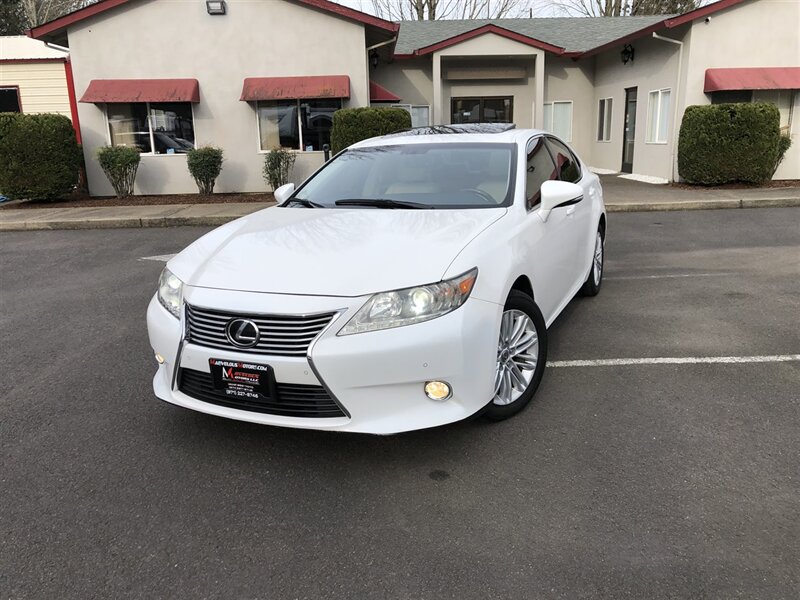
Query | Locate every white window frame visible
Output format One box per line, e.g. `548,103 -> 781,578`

646,88 -> 671,145
104,102 -> 196,157
542,100 -> 573,142
597,97 -> 612,143
390,103 -> 431,127
256,99 -> 342,154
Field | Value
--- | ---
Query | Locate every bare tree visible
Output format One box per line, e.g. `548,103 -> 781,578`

552,0 -> 702,17
0,0 -> 27,35
19,0 -> 89,27
370,0 -> 535,20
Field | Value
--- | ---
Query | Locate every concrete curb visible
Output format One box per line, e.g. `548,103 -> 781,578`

606,196 -> 800,213
0,215 -> 238,231
1,197 -> 799,230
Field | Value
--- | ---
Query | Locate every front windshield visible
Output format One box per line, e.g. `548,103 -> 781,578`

292,142 -> 517,209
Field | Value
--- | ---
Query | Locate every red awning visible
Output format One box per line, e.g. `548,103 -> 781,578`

704,67 -> 800,92
240,76 -> 350,101
80,79 -> 200,103
369,80 -> 401,102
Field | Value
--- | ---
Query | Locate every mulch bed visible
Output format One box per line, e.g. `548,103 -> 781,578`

0,191 -> 275,210
670,180 -> 800,190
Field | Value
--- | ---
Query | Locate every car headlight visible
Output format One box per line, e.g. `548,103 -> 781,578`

338,268 -> 477,335
157,267 -> 183,319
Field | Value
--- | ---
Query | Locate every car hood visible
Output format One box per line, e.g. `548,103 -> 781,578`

168,206 -> 507,297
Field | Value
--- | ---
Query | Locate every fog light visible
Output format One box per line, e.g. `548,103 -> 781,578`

155,353 -> 165,364
424,381 -> 451,401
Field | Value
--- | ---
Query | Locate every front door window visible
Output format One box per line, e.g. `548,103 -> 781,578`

451,97 -> 513,124
622,87 -> 637,173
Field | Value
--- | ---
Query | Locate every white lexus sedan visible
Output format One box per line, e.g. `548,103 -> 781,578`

147,125 -> 606,434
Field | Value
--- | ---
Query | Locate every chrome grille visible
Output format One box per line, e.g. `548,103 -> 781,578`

185,303 -> 336,356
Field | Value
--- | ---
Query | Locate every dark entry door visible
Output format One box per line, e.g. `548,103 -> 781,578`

621,87 -> 637,173
451,97 -> 513,124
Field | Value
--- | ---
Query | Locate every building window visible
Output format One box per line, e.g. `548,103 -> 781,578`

597,97 -> 612,142
451,97 -> 513,124
646,89 -> 671,144
543,101 -> 572,142
106,102 -> 195,154
257,98 -> 341,152
391,104 -> 430,128
0,87 -> 22,113
711,90 -> 752,104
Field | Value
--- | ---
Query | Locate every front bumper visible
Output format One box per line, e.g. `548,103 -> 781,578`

147,285 -> 502,434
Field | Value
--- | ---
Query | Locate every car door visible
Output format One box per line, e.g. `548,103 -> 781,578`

545,136 -> 593,292
519,135 -> 575,323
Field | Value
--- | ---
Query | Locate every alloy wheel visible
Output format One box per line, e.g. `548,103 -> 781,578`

593,231 -> 604,285
493,309 -> 539,405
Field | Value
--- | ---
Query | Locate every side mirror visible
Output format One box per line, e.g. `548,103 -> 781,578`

539,180 -> 583,222
273,182 -> 295,204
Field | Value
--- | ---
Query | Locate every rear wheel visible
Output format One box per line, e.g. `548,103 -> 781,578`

579,226 -> 604,297
485,290 -> 548,421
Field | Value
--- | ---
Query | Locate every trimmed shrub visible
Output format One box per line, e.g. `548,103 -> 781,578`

97,145 -> 141,198
187,146 -> 224,194
263,147 -> 296,190
678,103 -> 781,185
0,113 -> 82,200
330,107 -> 412,153
775,134 -> 792,175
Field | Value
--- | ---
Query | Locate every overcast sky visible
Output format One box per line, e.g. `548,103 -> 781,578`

334,0 -> 560,19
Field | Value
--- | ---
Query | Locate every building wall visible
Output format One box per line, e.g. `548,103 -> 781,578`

589,35 -> 682,180
680,0 -> 800,180
434,34 -> 543,128
68,0 -> 369,196
372,57 -> 433,107
543,56 -> 595,159
0,60 -> 71,117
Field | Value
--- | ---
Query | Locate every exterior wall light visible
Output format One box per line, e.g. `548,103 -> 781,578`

369,49 -> 379,69
206,0 -> 226,15
621,44 -> 635,65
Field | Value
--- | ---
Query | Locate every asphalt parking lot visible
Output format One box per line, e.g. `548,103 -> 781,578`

2,207 -> 799,599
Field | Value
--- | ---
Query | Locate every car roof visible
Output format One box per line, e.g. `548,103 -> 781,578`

351,125 -> 548,148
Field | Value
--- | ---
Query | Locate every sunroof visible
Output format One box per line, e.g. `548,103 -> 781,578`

386,123 -> 516,137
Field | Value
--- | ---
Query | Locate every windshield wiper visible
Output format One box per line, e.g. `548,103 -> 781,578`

334,198 -> 434,209
284,198 -> 325,208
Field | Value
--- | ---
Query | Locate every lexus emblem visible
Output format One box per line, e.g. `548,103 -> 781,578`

225,318 -> 260,348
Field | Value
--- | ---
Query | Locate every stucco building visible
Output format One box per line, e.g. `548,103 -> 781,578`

28,0 -> 800,196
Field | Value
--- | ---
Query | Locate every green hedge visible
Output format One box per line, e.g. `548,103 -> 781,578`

678,103 -> 781,185
330,107 -> 412,153
0,113 -> 82,200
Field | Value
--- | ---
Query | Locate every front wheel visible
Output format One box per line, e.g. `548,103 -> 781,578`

485,290 -> 548,421
579,227 -> 604,297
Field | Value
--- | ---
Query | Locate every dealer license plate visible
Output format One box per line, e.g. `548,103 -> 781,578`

209,359 -> 277,401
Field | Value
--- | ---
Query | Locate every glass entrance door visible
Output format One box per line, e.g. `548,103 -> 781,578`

621,87 -> 637,173
451,97 -> 513,124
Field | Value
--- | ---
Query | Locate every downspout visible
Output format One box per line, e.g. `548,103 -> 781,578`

652,32 -> 683,181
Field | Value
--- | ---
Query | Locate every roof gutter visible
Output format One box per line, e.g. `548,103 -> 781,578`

651,32 -> 684,182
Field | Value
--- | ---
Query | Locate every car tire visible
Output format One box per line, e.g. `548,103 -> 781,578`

578,225 -> 605,297
485,290 -> 548,421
